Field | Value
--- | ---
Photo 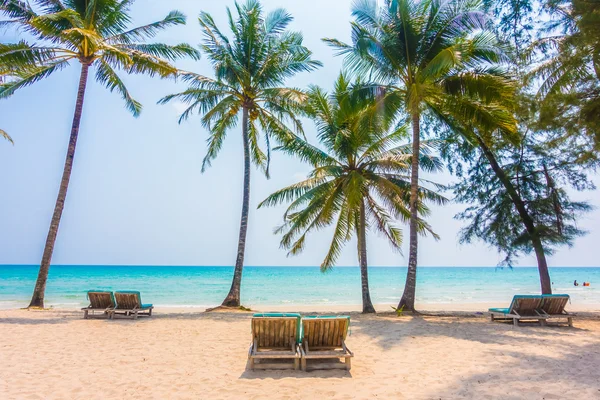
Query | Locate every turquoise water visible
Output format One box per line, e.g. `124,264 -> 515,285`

0,265 -> 598,309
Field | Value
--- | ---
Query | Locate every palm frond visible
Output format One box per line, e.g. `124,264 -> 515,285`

1,128 -> 14,144
95,59 -> 141,116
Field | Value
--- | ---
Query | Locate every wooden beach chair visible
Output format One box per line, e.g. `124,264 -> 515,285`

112,291 -> 153,320
300,316 -> 354,371
539,294 -> 575,327
248,313 -> 301,370
81,291 -> 115,319
489,295 -> 546,326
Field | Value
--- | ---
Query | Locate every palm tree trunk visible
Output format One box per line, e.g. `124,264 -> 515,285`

359,199 -> 376,314
221,106 -> 251,307
398,112 -> 421,313
474,134 -> 552,294
28,63 -> 91,308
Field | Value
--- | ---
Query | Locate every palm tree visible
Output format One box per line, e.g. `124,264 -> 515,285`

325,0 -> 516,312
0,0 -> 200,308
159,0 -> 321,308
259,74 -> 446,314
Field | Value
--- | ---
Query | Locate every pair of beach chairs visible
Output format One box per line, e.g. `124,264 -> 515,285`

82,290 -> 153,320
489,294 -> 574,327
248,313 -> 353,372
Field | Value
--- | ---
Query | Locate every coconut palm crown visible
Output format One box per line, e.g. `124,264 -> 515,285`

0,0 -> 199,112
159,0 -> 322,307
0,0 -> 200,308
259,74 -> 446,313
324,0 -> 516,312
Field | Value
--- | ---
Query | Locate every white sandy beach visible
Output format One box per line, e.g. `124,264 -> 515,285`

1,307 -> 599,399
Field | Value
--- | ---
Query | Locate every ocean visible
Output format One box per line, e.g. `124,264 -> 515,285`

0,265 -> 598,309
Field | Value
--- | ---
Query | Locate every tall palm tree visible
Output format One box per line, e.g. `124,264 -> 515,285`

0,0 -> 200,308
325,0 -> 516,312
259,74 -> 446,313
159,0 -> 321,308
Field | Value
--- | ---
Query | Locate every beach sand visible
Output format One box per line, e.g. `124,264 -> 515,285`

1,308 -> 599,399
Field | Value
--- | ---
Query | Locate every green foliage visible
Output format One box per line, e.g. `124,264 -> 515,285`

159,0 -> 321,177
391,305 -> 405,316
259,74 -> 447,271
0,0 -> 200,115
483,0 -> 534,54
443,94 -> 595,265
528,0 -> 600,153
324,0 -> 516,135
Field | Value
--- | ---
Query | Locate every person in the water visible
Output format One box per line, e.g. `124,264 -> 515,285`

574,280 -> 579,286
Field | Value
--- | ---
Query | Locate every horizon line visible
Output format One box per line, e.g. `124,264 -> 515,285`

1,264 -> 599,268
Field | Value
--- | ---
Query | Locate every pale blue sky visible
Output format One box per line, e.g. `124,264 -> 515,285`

0,0 -> 597,267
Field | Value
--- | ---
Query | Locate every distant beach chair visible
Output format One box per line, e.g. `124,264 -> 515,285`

248,313 -> 301,370
112,291 -> 153,320
489,295 -> 546,326
81,290 -> 115,319
300,316 -> 354,371
539,294 -> 574,327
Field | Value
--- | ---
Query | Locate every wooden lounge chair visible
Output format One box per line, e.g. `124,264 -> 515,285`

489,295 -> 546,326
300,316 -> 353,371
81,291 -> 115,319
112,291 -> 153,320
248,313 -> 301,370
539,294 -> 575,327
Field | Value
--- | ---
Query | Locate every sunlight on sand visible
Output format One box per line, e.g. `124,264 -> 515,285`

1,309 -> 599,399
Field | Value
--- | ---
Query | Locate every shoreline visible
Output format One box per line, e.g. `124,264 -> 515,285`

4,301 -> 599,314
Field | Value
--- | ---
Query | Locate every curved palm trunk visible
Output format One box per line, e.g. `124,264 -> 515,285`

221,106 -> 251,307
398,112 -> 421,313
29,63 -> 90,308
474,135 -> 552,294
359,199 -> 376,314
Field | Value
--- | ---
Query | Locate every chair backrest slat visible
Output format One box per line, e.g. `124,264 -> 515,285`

88,291 -> 114,309
114,291 -> 141,310
252,317 -> 298,349
303,317 -> 350,348
510,296 -> 543,316
541,295 -> 570,314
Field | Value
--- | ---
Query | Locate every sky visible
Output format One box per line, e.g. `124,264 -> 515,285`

0,0 -> 598,268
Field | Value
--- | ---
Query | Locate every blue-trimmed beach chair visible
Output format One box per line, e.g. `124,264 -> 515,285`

539,294 -> 574,327
81,290 -> 115,319
300,316 -> 353,371
248,313 -> 301,370
489,295 -> 546,326
112,291 -> 153,320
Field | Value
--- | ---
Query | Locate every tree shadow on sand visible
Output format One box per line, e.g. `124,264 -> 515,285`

353,313 -> 592,350
425,340 -> 600,399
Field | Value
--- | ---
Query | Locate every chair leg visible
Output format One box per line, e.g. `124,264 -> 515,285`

294,358 -> 299,371
490,314 -> 494,322
249,357 -> 255,370
149,308 -> 153,317
513,318 -> 519,327
301,357 -> 307,372
83,309 -> 88,320
133,310 -> 138,320
568,317 -> 573,327
345,357 -> 352,371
